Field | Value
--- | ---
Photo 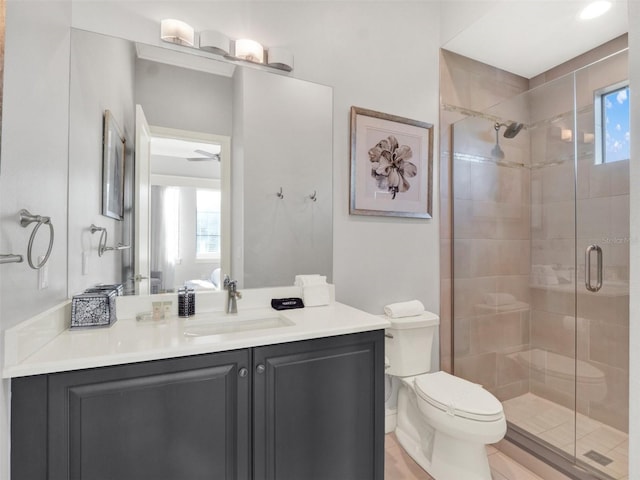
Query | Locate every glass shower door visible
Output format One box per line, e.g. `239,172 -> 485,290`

451,48 -> 629,480
572,51 -> 629,479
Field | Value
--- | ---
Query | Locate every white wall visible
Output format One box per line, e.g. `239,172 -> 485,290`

0,1 -> 71,330
71,1 -> 442,315
135,59 -> 233,136
627,1 -> 639,477
0,2 -> 72,478
67,28 -> 136,296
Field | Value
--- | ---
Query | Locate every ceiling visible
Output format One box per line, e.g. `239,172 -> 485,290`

441,0 -> 628,79
150,137 -> 221,180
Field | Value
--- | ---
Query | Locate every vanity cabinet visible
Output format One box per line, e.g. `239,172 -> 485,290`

12,349 -> 250,480
253,331 -> 384,480
11,330 -> 384,480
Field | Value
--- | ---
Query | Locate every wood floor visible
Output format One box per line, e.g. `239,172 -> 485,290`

384,433 -> 545,480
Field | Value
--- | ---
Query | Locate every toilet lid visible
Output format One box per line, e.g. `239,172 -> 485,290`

414,372 -> 504,422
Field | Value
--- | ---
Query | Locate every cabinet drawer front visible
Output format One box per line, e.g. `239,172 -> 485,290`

253,331 -> 384,480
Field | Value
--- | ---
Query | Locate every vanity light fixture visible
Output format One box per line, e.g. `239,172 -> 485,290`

561,129 -> 573,142
233,39 -> 265,64
159,20 -> 294,72
579,1 -> 612,20
160,19 -> 195,47
199,30 -> 231,56
267,47 -> 294,72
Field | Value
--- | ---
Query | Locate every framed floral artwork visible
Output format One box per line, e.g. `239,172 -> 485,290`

102,109 -> 126,220
349,106 -> 433,218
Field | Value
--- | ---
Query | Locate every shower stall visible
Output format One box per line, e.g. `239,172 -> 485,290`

451,50 -> 629,480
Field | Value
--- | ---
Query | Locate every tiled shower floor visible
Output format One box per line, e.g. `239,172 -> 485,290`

503,393 -> 628,480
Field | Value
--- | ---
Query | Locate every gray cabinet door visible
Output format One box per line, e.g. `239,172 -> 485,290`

47,349 -> 250,480
252,331 -> 384,480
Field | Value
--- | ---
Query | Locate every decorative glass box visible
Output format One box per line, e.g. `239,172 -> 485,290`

85,283 -> 124,296
71,290 -> 117,328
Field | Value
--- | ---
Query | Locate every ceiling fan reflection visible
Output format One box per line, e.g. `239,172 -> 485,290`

187,149 -> 220,162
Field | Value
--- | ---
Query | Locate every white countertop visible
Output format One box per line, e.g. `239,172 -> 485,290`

3,288 -> 390,378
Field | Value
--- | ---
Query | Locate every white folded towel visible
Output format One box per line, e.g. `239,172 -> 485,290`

294,274 -> 327,287
483,293 -> 517,306
303,284 -> 330,307
383,300 -> 425,318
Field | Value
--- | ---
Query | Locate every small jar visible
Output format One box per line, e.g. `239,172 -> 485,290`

187,288 -> 195,316
178,287 -> 190,317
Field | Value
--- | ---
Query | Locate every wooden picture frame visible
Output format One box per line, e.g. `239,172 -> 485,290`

349,106 -> 433,218
102,109 -> 125,220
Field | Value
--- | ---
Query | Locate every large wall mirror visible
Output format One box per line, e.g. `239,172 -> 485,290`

67,28 -> 333,296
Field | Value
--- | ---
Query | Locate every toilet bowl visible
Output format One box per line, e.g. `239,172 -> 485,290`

385,312 -> 506,480
509,348 -> 607,402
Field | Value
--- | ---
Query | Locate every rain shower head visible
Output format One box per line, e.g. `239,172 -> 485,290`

491,121 -> 523,159
495,122 -> 524,139
503,122 -> 524,138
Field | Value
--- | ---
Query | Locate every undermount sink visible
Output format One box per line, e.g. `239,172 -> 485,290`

183,311 -> 294,337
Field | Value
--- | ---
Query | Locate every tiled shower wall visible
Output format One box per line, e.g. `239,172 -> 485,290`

440,50 -> 529,376
440,40 -> 629,432
439,50 -> 529,374
451,117 -> 532,399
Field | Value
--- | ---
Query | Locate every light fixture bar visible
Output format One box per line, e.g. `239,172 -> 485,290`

233,39 -> 265,64
159,20 -> 294,72
199,30 -> 231,56
160,19 -> 195,47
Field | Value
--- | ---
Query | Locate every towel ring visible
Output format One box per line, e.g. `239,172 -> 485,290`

90,224 -> 108,256
90,224 -> 130,256
20,209 -> 54,270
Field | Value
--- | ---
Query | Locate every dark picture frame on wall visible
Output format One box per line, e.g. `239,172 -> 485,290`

102,109 -> 126,220
349,106 -> 433,219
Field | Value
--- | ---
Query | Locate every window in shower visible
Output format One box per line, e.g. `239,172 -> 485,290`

595,83 -> 630,164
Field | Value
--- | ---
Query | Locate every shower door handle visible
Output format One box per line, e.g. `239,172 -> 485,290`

585,245 -> 603,292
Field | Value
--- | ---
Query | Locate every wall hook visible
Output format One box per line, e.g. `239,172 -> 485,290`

276,187 -> 284,199
308,190 -> 317,202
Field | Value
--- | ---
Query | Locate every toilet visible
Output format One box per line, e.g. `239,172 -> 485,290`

509,348 -> 607,402
385,312 -> 506,480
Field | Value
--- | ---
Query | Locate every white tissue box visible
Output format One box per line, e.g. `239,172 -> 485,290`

303,284 -> 330,307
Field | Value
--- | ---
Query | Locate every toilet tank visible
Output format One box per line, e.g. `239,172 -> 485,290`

384,311 -> 440,377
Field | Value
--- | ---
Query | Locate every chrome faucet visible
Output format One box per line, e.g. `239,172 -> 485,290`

223,275 -> 242,314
